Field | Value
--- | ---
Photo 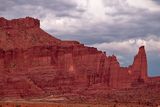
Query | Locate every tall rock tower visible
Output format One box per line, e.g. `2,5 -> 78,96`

132,46 -> 148,81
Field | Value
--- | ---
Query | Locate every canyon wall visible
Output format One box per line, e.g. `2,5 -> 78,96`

0,17 -> 149,98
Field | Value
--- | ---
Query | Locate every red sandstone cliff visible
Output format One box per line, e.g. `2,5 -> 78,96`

0,17 -> 149,98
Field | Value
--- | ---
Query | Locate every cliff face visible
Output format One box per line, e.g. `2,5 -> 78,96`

0,17 -> 60,50
0,17 -> 149,98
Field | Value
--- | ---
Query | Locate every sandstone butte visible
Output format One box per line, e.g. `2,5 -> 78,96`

0,17 -> 160,107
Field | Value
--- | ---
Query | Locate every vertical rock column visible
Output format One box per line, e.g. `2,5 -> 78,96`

132,46 -> 148,81
109,55 -> 120,88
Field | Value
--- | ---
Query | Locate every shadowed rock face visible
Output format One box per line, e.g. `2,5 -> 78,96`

0,17 -> 155,99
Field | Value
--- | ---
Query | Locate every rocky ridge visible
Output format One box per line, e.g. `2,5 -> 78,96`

0,17 -> 159,105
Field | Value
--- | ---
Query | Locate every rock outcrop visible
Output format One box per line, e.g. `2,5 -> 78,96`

0,17 -> 152,98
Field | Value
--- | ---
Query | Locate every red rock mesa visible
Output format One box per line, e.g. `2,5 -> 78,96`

0,17 -> 156,99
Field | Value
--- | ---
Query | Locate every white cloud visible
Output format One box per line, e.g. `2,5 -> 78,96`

126,0 -> 160,12
86,0 -> 106,21
41,14 -> 80,34
38,0 -> 160,37
90,35 -> 160,54
39,0 -> 110,35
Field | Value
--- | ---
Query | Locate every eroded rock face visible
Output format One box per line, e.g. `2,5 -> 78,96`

0,17 -> 40,29
131,46 -> 148,81
0,17 -> 151,98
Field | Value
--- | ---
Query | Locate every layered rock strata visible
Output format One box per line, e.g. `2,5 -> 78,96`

0,17 -> 150,98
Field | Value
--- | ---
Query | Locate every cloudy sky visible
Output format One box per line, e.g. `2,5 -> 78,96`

0,0 -> 160,76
